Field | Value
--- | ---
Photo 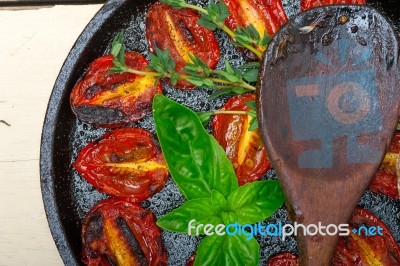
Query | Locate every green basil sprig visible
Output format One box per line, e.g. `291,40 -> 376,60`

153,95 -> 285,266
153,95 -> 238,200
195,234 -> 260,266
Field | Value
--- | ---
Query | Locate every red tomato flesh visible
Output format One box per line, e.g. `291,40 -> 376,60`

333,207 -> 400,266
212,94 -> 271,185
82,199 -> 167,266
74,128 -> 169,202
223,0 -> 288,59
70,52 -> 162,128
369,131 -> 400,199
146,2 -> 220,89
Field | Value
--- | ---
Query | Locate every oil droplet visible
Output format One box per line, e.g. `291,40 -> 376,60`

386,52 -> 394,70
322,34 -> 333,46
356,36 -> 367,46
318,21 -> 327,29
286,33 -> 295,44
338,15 -> 349,25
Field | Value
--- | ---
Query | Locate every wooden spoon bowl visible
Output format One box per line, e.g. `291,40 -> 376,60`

257,5 -> 400,265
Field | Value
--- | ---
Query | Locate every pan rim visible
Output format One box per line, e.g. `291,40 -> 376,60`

39,0 -> 126,264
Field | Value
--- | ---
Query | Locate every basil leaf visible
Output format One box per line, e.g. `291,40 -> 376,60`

221,211 -> 238,225
211,190 -> 227,212
194,234 -> 259,266
227,180 -> 285,224
153,95 -> 238,200
196,111 -> 212,126
157,198 -> 222,235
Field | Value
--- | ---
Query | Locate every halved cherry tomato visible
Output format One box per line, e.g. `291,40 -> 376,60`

268,252 -> 299,266
212,94 -> 271,185
186,254 -> 196,266
369,131 -> 400,199
70,52 -> 162,128
223,0 -> 288,59
268,208 -> 400,266
300,0 -> 366,12
333,207 -> 400,266
74,128 -> 169,202
146,2 -> 220,89
82,198 -> 167,266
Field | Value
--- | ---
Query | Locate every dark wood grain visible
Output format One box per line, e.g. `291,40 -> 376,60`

258,5 -> 400,265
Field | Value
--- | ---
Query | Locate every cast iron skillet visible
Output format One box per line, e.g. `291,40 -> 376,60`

40,0 -> 400,265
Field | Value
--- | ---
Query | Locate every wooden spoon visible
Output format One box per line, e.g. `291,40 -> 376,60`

257,5 -> 400,265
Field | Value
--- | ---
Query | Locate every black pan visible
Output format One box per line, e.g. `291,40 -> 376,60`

40,0 -> 400,265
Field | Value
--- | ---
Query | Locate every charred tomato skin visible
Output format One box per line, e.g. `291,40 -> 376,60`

300,0 -> 366,12
146,2 -> 220,89
70,52 -> 162,128
369,131 -> 400,199
333,207 -> 400,266
74,127 -> 169,202
223,0 -> 288,59
212,94 -> 271,185
82,198 -> 167,266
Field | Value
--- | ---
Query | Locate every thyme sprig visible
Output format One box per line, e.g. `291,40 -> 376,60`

108,32 -> 257,93
160,0 -> 265,59
233,25 -> 271,50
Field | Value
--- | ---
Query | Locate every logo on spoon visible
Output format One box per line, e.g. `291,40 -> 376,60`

286,39 -> 382,168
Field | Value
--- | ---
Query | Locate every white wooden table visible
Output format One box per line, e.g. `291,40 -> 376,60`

0,4 -> 102,265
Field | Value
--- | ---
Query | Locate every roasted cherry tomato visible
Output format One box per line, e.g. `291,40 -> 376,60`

186,254 -> 196,266
300,0 -> 366,12
369,131 -> 400,199
268,252 -> 299,266
82,199 -> 167,266
70,52 -> 162,128
146,2 -> 220,89
74,128 -> 169,202
223,0 -> 288,59
212,94 -> 271,185
333,207 -> 400,266
268,208 -> 400,266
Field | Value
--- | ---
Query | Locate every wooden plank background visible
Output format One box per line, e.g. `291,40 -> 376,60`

0,4 -> 102,265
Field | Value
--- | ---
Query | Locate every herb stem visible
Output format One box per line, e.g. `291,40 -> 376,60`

125,68 -> 161,77
210,77 -> 256,91
168,0 -> 264,60
219,24 -> 263,59
211,110 -> 249,115
183,3 -> 207,14
123,66 -> 256,91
